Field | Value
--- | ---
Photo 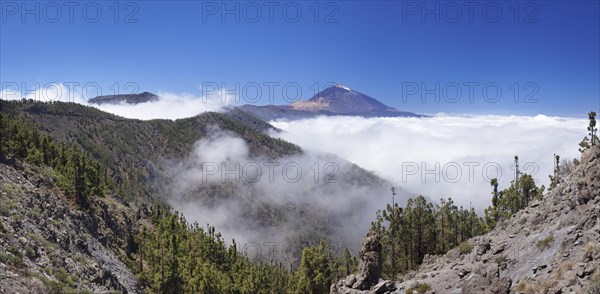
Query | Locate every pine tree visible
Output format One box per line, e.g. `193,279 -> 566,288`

490,178 -> 499,207
549,154 -> 560,190
484,159 -> 544,230
295,242 -> 333,294
514,155 -> 520,201
374,195 -> 488,278
580,111 -> 598,152
390,187 -> 397,278
343,248 -> 355,276
589,111 -> 598,146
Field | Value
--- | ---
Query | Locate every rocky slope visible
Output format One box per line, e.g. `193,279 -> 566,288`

332,146 -> 600,293
0,162 -> 139,293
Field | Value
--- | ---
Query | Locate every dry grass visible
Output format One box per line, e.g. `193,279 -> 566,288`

406,282 -> 431,294
458,242 -> 474,255
514,278 -> 557,294
587,281 -> 600,294
586,273 -> 600,294
560,260 -> 576,272
585,242 -> 599,255
495,255 -> 507,264
513,280 -> 537,294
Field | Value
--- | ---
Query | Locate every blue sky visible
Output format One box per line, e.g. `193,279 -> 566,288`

1,0 -> 598,116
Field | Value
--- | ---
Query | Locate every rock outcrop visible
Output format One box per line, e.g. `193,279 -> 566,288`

332,231 -> 394,293
330,146 -> 600,293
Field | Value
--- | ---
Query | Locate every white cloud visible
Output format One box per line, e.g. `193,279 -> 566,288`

269,114 -> 588,212
92,91 -> 229,120
165,129 -> 392,254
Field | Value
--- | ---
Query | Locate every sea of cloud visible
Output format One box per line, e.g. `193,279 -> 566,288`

269,114 -> 588,212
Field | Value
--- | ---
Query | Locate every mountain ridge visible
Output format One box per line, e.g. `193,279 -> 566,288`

88,92 -> 159,105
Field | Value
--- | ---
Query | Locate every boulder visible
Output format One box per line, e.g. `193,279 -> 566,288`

372,280 -> 396,293
477,239 -> 491,255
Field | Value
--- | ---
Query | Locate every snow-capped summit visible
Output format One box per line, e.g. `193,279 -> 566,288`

335,84 -> 351,91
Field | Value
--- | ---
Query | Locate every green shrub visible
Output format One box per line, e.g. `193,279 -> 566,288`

0,204 -> 9,216
407,282 -> 432,294
40,278 -> 79,294
25,245 -> 37,259
0,251 -> 24,267
7,246 -> 22,259
52,268 -> 75,287
458,242 -> 474,255
586,280 -> 600,294
537,235 -> 554,251
495,255 -> 507,264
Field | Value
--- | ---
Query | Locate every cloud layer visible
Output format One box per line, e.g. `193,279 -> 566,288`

93,91 -> 230,120
269,114 -> 588,212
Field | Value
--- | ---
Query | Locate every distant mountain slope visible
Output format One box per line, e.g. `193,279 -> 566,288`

0,100 -> 300,198
332,146 -> 600,293
239,85 -> 425,120
88,92 -> 159,105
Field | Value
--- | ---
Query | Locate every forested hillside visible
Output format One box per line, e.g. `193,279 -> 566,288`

0,100 -> 300,200
0,106 -> 352,292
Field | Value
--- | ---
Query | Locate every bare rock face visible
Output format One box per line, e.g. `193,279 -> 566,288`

0,163 -> 140,293
354,231 -> 383,290
489,277 -> 512,294
331,231 -> 389,293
